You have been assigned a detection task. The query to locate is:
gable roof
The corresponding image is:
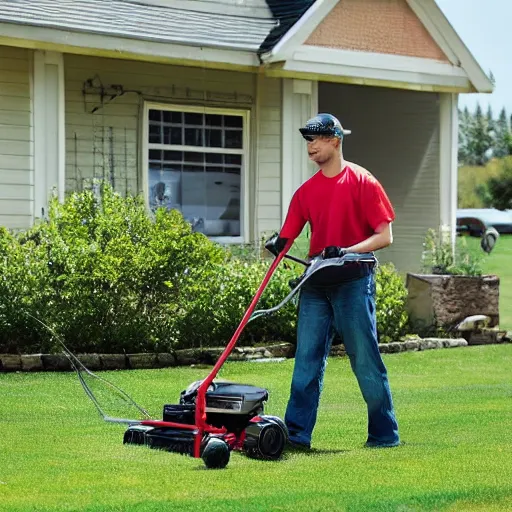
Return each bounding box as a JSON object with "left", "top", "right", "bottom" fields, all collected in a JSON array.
[
  {"left": 0, "top": 0, "right": 278, "bottom": 52},
  {"left": 0, "top": 0, "right": 493, "bottom": 94},
  {"left": 258, "top": 0, "right": 315, "bottom": 55},
  {"left": 260, "top": 0, "right": 493, "bottom": 94}
]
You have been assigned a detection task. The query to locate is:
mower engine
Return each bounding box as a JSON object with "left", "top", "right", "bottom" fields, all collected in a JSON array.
[{"left": 123, "top": 379, "right": 288, "bottom": 468}]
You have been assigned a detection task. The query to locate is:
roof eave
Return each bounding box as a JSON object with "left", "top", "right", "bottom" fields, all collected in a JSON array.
[
  {"left": 0, "top": 22, "right": 261, "bottom": 71},
  {"left": 265, "top": 46, "right": 477, "bottom": 93}
]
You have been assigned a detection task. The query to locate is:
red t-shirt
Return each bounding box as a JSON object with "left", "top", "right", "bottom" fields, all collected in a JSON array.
[{"left": 279, "top": 163, "right": 395, "bottom": 257}]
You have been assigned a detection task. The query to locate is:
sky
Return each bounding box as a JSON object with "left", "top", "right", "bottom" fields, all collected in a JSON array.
[{"left": 436, "top": 0, "right": 512, "bottom": 116}]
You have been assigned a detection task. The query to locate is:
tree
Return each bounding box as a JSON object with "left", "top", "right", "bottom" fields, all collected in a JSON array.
[
  {"left": 494, "top": 108, "right": 511, "bottom": 158},
  {"left": 466, "top": 103, "right": 493, "bottom": 166},
  {"left": 489, "top": 70, "right": 496, "bottom": 88},
  {"left": 458, "top": 107, "right": 472, "bottom": 164},
  {"left": 485, "top": 158, "right": 512, "bottom": 210}
]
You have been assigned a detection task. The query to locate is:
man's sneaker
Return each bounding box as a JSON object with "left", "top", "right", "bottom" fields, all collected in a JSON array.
[
  {"left": 287, "top": 440, "right": 311, "bottom": 452},
  {"left": 364, "top": 439, "right": 401, "bottom": 449}
]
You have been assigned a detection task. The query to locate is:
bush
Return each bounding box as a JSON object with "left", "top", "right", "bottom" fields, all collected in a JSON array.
[
  {"left": 0, "top": 226, "right": 52, "bottom": 353},
  {"left": 0, "top": 185, "right": 412, "bottom": 353},
  {"left": 477, "top": 157, "right": 512, "bottom": 210},
  {"left": 172, "top": 256, "right": 300, "bottom": 348},
  {"left": 0, "top": 184, "right": 224, "bottom": 354},
  {"left": 375, "top": 263, "right": 410, "bottom": 343},
  {"left": 174, "top": 255, "right": 410, "bottom": 347}
]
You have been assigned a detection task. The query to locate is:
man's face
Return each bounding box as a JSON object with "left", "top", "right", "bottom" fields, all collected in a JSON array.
[{"left": 304, "top": 135, "right": 340, "bottom": 165}]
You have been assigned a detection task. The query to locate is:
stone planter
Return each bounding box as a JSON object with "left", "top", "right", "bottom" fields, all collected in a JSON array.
[{"left": 406, "top": 273, "right": 500, "bottom": 336}]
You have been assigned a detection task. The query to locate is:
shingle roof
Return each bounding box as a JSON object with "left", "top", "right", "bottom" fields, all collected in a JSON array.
[
  {"left": 0, "top": 0, "right": 279, "bottom": 52},
  {"left": 259, "top": 0, "right": 315, "bottom": 54}
]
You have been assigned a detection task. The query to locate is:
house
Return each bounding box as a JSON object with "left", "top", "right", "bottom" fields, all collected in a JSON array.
[{"left": 0, "top": 0, "right": 493, "bottom": 272}]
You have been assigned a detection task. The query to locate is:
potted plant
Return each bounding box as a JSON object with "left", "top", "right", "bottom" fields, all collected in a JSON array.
[{"left": 406, "top": 228, "right": 500, "bottom": 340}]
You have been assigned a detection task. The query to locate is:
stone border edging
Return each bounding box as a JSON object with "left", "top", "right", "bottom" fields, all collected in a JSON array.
[{"left": 0, "top": 337, "right": 492, "bottom": 373}]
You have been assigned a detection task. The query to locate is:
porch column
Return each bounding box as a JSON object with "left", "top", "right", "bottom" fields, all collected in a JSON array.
[
  {"left": 439, "top": 93, "right": 458, "bottom": 247},
  {"left": 33, "top": 51, "right": 65, "bottom": 219},
  {"left": 281, "top": 78, "right": 318, "bottom": 223}
]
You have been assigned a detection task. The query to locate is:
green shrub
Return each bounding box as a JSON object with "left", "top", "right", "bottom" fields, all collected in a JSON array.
[
  {"left": 174, "top": 254, "right": 409, "bottom": 347},
  {"left": 172, "top": 256, "right": 300, "bottom": 348},
  {"left": 375, "top": 263, "right": 410, "bottom": 343},
  {"left": 0, "top": 185, "right": 412, "bottom": 353},
  {"left": 0, "top": 226, "right": 52, "bottom": 353},
  {"left": 476, "top": 157, "right": 512, "bottom": 210},
  {"left": 0, "top": 184, "right": 225, "bottom": 354}
]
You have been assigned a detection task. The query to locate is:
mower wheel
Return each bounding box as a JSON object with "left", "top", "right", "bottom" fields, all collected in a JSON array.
[
  {"left": 201, "top": 437, "right": 230, "bottom": 469},
  {"left": 243, "top": 416, "right": 288, "bottom": 461},
  {"left": 123, "top": 425, "right": 153, "bottom": 445}
]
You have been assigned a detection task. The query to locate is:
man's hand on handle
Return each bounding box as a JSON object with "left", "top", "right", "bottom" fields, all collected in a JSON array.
[{"left": 264, "top": 233, "right": 288, "bottom": 257}]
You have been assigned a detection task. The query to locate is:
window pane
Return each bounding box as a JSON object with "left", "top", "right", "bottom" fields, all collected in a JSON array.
[
  {"left": 225, "top": 130, "right": 243, "bottom": 149},
  {"left": 185, "top": 112, "right": 203, "bottom": 125},
  {"left": 205, "top": 114, "right": 222, "bottom": 127},
  {"left": 205, "top": 129, "right": 222, "bottom": 148},
  {"left": 224, "top": 116, "right": 243, "bottom": 128},
  {"left": 149, "top": 149, "right": 162, "bottom": 162},
  {"left": 205, "top": 153, "right": 223, "bottom": 164},
  {"left": 163, "top": 111, "right": 172, "bottom": 123},
  {"left": 184, "top": 152, "right": 204, "bottom": 163},
  {"left": 163, "top": 126, "right": 182, "bottom": 145},
  {"left": 207, "top": 166, "right": 224, "bottom": 173},
  {"left": 185, "top": 127, "right": 203, "bottom": 146},
  {"left": 224, "top": 167, "right": 241, "bottom": 175},
  {"left": 169, "top": 151, "right": 183, "bottom": 161},
  {"left": 149, "top": 124, "right": 161, "bottom": 144},
  {"left": 183, "top": 164, "right": 205, "bottom": 172},
  {"left": 206, "top": 172, "right": 240, "bottom": 236},
  {"left": 148, "top": 166, "right": 182, "bottom": 212},
  {"left": 170, "top": 111, "right": 182, "bottom": 123},
  {"left": 162, "top": 150, "right": 182, "bottom": 162},
  {"left": 224, "top": 154, "right": 242, "bottom": 166},
  {"left": 149, "top": 109, "right": 161, "bottom": 122},
  {"left": 182, "top": 171, "right": 207, "bottom": 228}
]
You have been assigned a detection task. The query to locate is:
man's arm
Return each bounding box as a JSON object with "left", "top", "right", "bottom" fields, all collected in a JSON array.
[{"left": 346, "top": 222, "right": 393, "bottom": 253}]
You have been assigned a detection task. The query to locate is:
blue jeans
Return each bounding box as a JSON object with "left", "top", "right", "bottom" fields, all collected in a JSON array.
[{"left": 284, "top": 272, "right": 400, "bottom": 447}]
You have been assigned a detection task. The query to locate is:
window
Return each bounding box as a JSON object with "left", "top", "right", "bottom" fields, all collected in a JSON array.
[{"left": 145, "top": 103, "right": 248, "bottom": 240}]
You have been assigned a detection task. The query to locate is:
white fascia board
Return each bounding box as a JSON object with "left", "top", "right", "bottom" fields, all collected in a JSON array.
[
  {"left": 278, "top": 46, "right": 471, "bottom": 91},
  {"left": 405, "top": 0, "right": 459, "bottom": 66},
  {"left": 439, "top": 93, "right": 458, "bottom": 244},
  {"left": 260, "top": 0, "right": 339, "bottom": 63},
  {"left": 0, "top": 22, "right": 259, "bottom": 70},
  {"left": 407, "top": 0, "right": 494, "bottom": 93}
]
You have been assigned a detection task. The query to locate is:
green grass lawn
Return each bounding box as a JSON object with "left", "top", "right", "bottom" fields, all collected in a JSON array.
[
  {"left": 1, "top": 345, "right": 512, "bottom": 512},
  {"left": 463, "top": 234, "right": 512, "bottom": 331}
]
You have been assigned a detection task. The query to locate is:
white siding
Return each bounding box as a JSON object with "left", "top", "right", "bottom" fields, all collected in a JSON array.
[
  {"left": 0, "top": 46, "right": 32, "bottom": 229},
  {"left": 319, "top": 83, "right": 440, "bottom": 273},
  {"left": 256, "top": 76, "right": 282, "bottom": 236},
  {"left": 64, "top": 54, "right": 281, "bottom": 242}
]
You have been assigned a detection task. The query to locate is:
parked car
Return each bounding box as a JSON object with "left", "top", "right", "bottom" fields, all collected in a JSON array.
[{"left": 456, "top": 208, "right": 512, "bottom": 237}]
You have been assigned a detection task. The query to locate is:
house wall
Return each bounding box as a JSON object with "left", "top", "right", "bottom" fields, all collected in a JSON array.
[
  {"left": 0, "top": 46, "right": 33, "bottom": 229},
  {"left": 306, "top": 0, "right": 450, "bottom": 63},
  {"left": 319, "top": 82, "right": 440, "bottom": 273},
  {"left": 63, "top": 54, "right": 280, "bottom": 242}
]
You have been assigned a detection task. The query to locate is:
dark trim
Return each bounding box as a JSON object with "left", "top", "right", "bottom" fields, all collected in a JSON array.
[{"left": 259, "top": 0, "right": 316, "bottom": 56}]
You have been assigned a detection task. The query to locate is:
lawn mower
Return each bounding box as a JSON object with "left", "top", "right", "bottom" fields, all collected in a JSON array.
[
  {"left": 31, "top": 246, "right": 376, "bottom": 470},
  {"left": 122, "top": 246, "right": 377, "bottom": 469}
]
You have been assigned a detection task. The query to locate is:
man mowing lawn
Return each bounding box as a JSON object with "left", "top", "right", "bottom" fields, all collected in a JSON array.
[{"left": 265, "top": 113, "right": 400, "bottom": 450}]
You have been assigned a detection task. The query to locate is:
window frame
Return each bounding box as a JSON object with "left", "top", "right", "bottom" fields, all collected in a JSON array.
[{"left": 142, "top": 101, "right": 250, "bottom": 244}]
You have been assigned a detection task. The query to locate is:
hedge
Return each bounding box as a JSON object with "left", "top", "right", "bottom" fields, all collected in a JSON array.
[{"left": 0, "top": 185, "right": 410, "bottom": 354}]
